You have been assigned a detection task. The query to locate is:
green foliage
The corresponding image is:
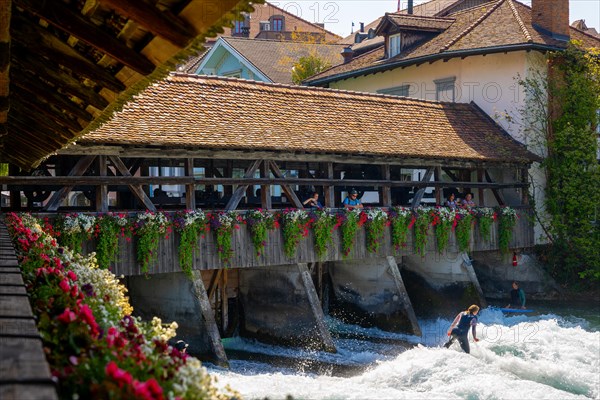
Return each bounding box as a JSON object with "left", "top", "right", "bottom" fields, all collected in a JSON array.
[
  {"left": 281, "top": 210, "right": 309, "bottom": 258},
  {"left": 210, "top": 212, "right": 239, "bottom": 267},
  {"left": 134, "top": 212, "right": 170, "bottom": 274},
  {"left": 455, "top": 211, "right": 474, "bottom": 252},
  {"left": 432, "top": 208, "right": 454, "bottom": 254},
  {"left": 414, "top": 208, "right": 433, "bottom": 257},
  {"left": 0, "top": 163, "right": 8, "bottom": 176},
  {"left": 310, "top": 210, "right": 337, "bottom": 260},
  {"left": 95, "top": 214, "right": 129, "bottom": 270},
  {"left": 498, "top": 207, "right": 518, "bottom": 254},
  {"left": 291, "top": 54, "right": 331, "bottom": 84},
  {"left": 245, "top": 209, "right": 276, "bottom": 258},
  {"left": 390, "top": 207, "right": 414, "bottom": 252},
  {"left": 173, "top": 210, "right": 207, "bottom": 279},
  {"left": 365, "top": 209, "right": 388, "bottom": 253},
  {"left": 341, "top": 209, "right": 362, "bottom": 257},
  {"left": 475, "top": 208, "right": 495, "bottom": 242}
]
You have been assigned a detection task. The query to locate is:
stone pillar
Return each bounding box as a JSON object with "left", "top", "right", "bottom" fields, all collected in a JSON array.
[
  {"left": 238, "top": 264, "right": 336, "bottom": 352},
  {"left": 126, "top": 271, "right": 228, "bottom": 367},
  {"left": 329, "top": 257, "right": 421, "bottom": 336}
]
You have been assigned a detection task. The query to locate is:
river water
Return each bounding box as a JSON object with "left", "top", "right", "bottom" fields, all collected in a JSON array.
[{"left": 207, "top": 304, "right": 600, "bottom": 399}]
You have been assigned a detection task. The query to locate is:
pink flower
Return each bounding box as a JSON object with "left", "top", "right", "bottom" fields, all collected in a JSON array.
[
  {"left": 133, "top": 378, "right": 164, "bottom": 400},
  {"left": 57, "top": 308, "right": 77, "bottom": 324},
  {"left": 105, "top": 361, "right": 133, "bottom": 387},
  {"left": 59, "top": 279, "right": 70, "bottom": 293},
  {"left": 79, "top": 304, "right": 100, "bottom": 337},
  {"left": 67, "top": 271, "right": 77, "bottom": 281}
]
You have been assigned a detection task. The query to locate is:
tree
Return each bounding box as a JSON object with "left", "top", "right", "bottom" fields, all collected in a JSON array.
[{"left": 291, "top": 54, "right": 331, "bottom": 85}]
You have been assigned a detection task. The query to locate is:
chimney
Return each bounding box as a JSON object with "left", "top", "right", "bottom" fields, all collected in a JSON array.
[
  {"left": 408, "top": 0, "right": 413, "bottom": 15},
  {"left": 531, "top": 0, "right": 569, "bottom": 41},
  {"left": 360, "top": 22, "right": 365, "bottom": 32},
  {"left": 341, "top": 47, "right": 354, "bottom": 64}
]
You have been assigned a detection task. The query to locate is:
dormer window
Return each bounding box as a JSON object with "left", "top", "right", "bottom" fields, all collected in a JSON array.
[
  {"left": 389, "top": 33, "right": 401, "bottom": 58},
  {"left": 270, "top": 15, "right": 284, "bottom": 31}
]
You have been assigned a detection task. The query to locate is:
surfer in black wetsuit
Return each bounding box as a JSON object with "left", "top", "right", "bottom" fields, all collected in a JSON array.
[
  {"left": 444, "top": 304, "right": 480, "bottom": 353},
  {"left": 506, "top": 281, "right": 526, "bottom": 309}
]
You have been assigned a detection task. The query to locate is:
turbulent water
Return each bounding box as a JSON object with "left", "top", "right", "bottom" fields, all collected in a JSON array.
[{"left": 207, "top": 307, "right": 600, "bottom": 400}]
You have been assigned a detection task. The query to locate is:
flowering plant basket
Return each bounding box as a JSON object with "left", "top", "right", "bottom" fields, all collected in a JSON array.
[
  {"left": 244, "top": 209, "right": 277, "bottom": 258},
  {"left": 455, "top": 209, "right": 474, "bottom": 252},
  {"left": 339, "top": 208, "right": 365, "bottom": 258},
  {"left": 280, "top": 209, "right": 309, "bottom": 258},
  {"left": 365, "top": 208, "right": 389, "bottom": 253},
  {"left": 173, "top": 210, "right": 208, "bottom": 278},
  {"left": 475, "top": 207, "right": 496, "bottom": 242},
  {"left": 498, "top": 206, "right": 518, "bottom": 253},
  {"left": 389, "top": 207, "right": 415, "bottom": 252},
  {"left": 209, "top": 211, "right": 240, "bottom": 266},
  {"left": 432, "top": 207, "right": 455, "bottom": 254},
  {"left": 58, "top": 213, "right": 97, "bottom": 254},
  {"left": 414, "top": 207, "right": 434, "bottom": 257},
  {"left": 134, "top": 211, "right": 171, "bottom": 274},
  {"left": 309, "top": 209, "right": 337, "bottom": 260},
  {"left": 95, "top": 213, "right": 130, "bottom": 270}
]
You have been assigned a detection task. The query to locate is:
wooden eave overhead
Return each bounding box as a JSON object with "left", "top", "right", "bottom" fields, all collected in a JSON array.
[{"left": 0, "top": 0, "right": 261, "bottom": 170}]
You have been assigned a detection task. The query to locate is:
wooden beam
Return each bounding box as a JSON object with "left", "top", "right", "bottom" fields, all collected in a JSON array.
[
  {"left": 12, "top": 70, "right": 93, "bottom": 121},
  {"left": 185, "top": 158, "right": 196, "bottom": 209},
  {"left": 382, "top": 164, "right": 391, "bottom": 207},
  {"left": 207, "top": 269, "right": 222, "bottom": 301},
  {"left": 108, "top": 155, "right": 156, "bottom": 211},
  {"left": 268, "top": 160, "right": 304, "bottom": 208},
  {"left": 411, "top": 167, "right": 434, "bottom": 209},
  {"left": 12, "top": 94, "right": 83, "bottom": 132},
  {"left": 44, "top": 155, "right": 97, "bottom": 211},
  {"left": 225, "top": 159, "right": 262, "bottom": 211},
  {"left": 13, "top": 47, "right": 109, "bottom": 110},
  {"left": 434, "top": 166, "right": 442, "bottom": 205},
  {"left": 97, "top": 0, "right": 196, "bottom": 48},
  {"left": 8, "top": 111, "right": 73, "bottom": 148},
  {"left": 12, "top": 15, "right": 126, "bottom": 92},
  {"left": 442, "top": 168, "right": 459, "bottom": 182},
  {"left": 0, "top": 175, "right": 530, "bottom": 190},
  {"left": 323, "top": 162, "right": 334, "bottom": 208},
  {"left": 58, "top": 145, "right": 532, "bottom": 169},
  {"left": 477, "top": 169, "right": 485, "bottom": 206},
  {"left": 484, "top": 170, "right": 506, "bottom": 206},
  {"left": 96, "top": 155, "right": 108, "bottom": 212},
  {"left": 260, "top": 160, "right": 271, "bottom": 210},
  {"left": 0, "top": 0, "right": 10, "bottom": 125},
  {"left": 14, "top": 0, "right": 156, "bottom": 75}
]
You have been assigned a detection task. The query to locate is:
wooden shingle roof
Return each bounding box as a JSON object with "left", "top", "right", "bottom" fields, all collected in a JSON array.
[
  {"left": 77, "top": 74, "right": 536, "bottom": 164},
  {"left": 307, "top": 0, "right": 600, "bottom": 85}
]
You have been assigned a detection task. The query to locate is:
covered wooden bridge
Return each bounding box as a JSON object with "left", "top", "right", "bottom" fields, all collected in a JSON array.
[{"left": 2, "top": 74, "right": 537, "bottom": 213}]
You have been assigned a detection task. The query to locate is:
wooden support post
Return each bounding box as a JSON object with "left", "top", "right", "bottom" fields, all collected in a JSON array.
[
  {"left": 207, "top": 269, "right": 222, "bottom": 300},
  {"left": 324, "top": 162, "right": 335, "bottom": 208},
  {"left": 96, "top": 155, "right": 108, "bottom": 212},
  {"left": 224, "top": 160, "right": 233, "bottom": 196},
  {"left": 108, "top": 155, "right": 156, "bottom": 211},
  {"left": 8, "top": 164, "right": 21, "bottom": 210},
  {"left": 434, "top": 166, "right": 442, "bottom": 206},
  {"left": 386, "top": 256, "right": 422, "bottom": 336},
  {"left": 477, "top": 169, "right": 485, "bottom": 206},
  {"left": 44, "top": 155, "right": 97, "bottom": 211},
  {"left": 185, "top": 158, "right": 196, "bottom": 210},
  {"left": 484, "top": 170, "right": 506, "bottom": 206},
  {"left": 411, "top": 167, "right": 434, "bottom": 209},
  {"left": 260, "top": 160, "right": 272, "bottom": 210},
  {"left": 382, "top": 164, "right": 391, "bottom": 207},
  {"left": 520, "top": 168, "right": 529, "bottom": 205},
  {"left": 268, "top": 161, "right": 303, "bottom": 208},
  {"left": 460, "top": 253, "right": 488, "bottom": 308},
  {"left": 225, "top": 159, "right": 262, "bottom": 211},
  {"left": 221, "top": 270, "right": 228, "bottom": 333}
]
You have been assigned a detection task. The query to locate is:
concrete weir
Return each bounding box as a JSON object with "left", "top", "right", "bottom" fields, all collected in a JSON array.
[
  {"left": 238, "top": 264, "right": 336, "bottom": 352},
  {"left": 329, "top": 256, "right": 421, "bottom": 336},
  {"left": 402, "top": 252, "right": 487, "bottom": 315},
  {"left": 126, "top": 271, "right": 229, "bottom": 367}
]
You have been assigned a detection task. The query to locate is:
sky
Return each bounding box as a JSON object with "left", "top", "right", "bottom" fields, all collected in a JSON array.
[{"left": 269, "top": 0, "right": 600, "bottom": 38}]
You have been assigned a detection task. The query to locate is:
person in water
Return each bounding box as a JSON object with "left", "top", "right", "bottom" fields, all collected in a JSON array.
[
  {"left": 444, "top": 304, "right": 480, "bottom": 353},
  {"left": 506, "top": 281, "right": 526, "bottom": 309}
]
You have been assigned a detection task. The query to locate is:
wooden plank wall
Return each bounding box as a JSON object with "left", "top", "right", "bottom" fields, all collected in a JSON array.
[
  {"left": 0, "top": 223, "right": 58, "bottom": 400},
  {"left": 108, "top": 208, "right": 534, "bottom": 276}
]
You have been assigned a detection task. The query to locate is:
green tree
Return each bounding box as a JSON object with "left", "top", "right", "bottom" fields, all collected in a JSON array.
[
  {"left": 291, "top": 54, "right": 331, "bottom": 84},
  {"left": 516, "top": 42, "right": 600, "bottom": 281}
]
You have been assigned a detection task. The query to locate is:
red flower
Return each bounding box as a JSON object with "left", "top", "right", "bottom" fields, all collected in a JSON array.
[
  {"left": 105, "top": 361, "right": 133, "bottom": 388},
  {"left": 57, "top": 308, "right": 77, "bottom": 324},
  {"left": 67, "top": 271, "right": 77, "bottom": 281},
  {"left": 59, "top": 279, "right": 71, "bottom": 293}
]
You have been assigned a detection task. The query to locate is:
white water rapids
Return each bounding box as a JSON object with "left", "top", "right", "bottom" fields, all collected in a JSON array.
[{"left": 208, "top": 308, "right": 600, "bottom": 399}]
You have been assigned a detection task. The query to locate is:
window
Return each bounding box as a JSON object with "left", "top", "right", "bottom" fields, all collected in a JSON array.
[
  {"left": 271, "top": 16, "right": 284, "bottom": 31},
  {"left": 435, "top": 77, "right": 456, "bottom": 102},
  {"left": 233, "top": 20, "right": 245, "bottom": 34},
  {"left": 377, "top": 84, "right": 410, "bottom": 97},
  {"left": 388, "top": 33, "right": 401, "bottom": 58}
]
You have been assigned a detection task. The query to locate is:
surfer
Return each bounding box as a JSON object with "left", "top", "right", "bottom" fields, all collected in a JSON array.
[
  {"left": 444, "top": 304, "right": 480, "bottom": 353},
  {"left": 506, "top": 281, "right": 526, "bottom": 309}
]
